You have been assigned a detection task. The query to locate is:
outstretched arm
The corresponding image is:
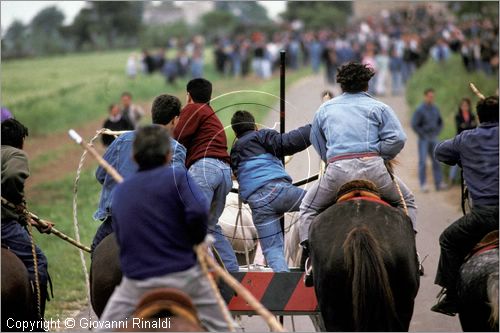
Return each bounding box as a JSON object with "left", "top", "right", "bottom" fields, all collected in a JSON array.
[
  {"left": 258, "top": 124, "right": 312, "bottom": 158},
  {"left": 434, "top": 137, "right": 460, "bottom": 166}
]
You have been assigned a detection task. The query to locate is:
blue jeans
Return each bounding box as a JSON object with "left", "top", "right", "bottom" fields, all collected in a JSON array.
[
  {"left": 189, "top": 158, "right": 239, "bottom": 272},
  {"left": 2, "top": 220, "right": 49, "bottom": 317},
  {"left": 417, "top": 137, "right": 443, "bottom": 188},
  {"left": 247, "top": 180, "right": 306, "bottom": 272}
]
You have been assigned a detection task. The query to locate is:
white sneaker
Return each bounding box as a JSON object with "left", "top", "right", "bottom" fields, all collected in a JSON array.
[{"left": 420, "top": 184, "right": 429, "bottom": 193}]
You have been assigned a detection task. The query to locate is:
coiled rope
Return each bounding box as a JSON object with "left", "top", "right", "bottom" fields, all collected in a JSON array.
[{"left": 27, "top": 222, "right": 41, "bottom": 318}]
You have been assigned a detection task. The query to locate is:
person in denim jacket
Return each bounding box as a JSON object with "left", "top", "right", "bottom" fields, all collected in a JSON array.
[
  {"left": 298, "top": 62, "right": 417, "bottom": 263},
  {"left": 230, "top": 110, "right": 311, "bottom": 271},
  {"left": 92, "top": 94, "right": 186, "bottom": 254}
]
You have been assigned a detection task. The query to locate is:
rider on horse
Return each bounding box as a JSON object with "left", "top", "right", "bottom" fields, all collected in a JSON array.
[
  {"left": 298, "top": 62, "right": 417, "bottom": 269},
  {"left": 97, "top": 125, "right": 235, "bottom": 331},
  {"left": 92, "top": 94, "right": 186, "bottom": 255},
  {"left": 1, "top": 118, "right": 52, "bottom": 319},
  {"left": 432, "top": 95, "right": 499, "bottom": 316}
]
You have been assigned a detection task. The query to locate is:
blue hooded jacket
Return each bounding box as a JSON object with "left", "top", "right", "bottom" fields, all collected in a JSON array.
[{"left": 230, "top": 125, "right": 311, "bottom": 201}]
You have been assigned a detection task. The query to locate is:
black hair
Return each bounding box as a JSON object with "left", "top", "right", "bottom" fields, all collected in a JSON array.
[
  {"left": 424, "top": 88, "right": 435, "bottom": 95},
  {"left": 133, "top": 125, "right": 171, "bottom": 170},
  {"left": 151, "top": 94, "right": 181, "bottom": 125},
  {"left": 121, "top": 91, "right": 132, "bottom": 98},
  {"left": 476, "top": 96, "right": 499, "bottom": 123},
  {"left": 187, "top": 78, "right": 212, "bottom": 103},
  {"left": 1, "top": 118, "right": 28, "bottom": 149},
  {"left": 231, "top": 110, "right": 256, "bottom": 138},
  {"left": 336, "top": 62, "right": 374, "bottom": 93}
]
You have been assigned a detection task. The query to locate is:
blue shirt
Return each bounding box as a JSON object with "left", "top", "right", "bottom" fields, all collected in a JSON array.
[
  {"left": 112, "top": 165, "right": 208, "bottom": 279},
  {"left": 231, "top": 125, "right": 311, "bottom": 201},
  {"left": 93, "top": 131, "right": 186, "bottom": 221},
  {"left": 434, "top": 122, "right": 499, "bottom": 206},
  {"left": 411, "top": 102, "right": 443, "bottom": 139},
  {"left": 310, "top": 92, "right": 406, "bottom": 162}
]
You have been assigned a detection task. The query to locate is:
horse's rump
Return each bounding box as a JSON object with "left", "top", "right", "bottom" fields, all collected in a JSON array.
[{"left": 310, "top": 198, "right": 419, "bottom": 331}]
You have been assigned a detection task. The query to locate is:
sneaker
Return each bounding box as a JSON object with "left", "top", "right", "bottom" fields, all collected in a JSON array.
[
  {"left": 420, "top": 184, "right": 429, "bottom": 193},
  {"left": 431, "top": 289, "right": 458, "bottom": 316}
]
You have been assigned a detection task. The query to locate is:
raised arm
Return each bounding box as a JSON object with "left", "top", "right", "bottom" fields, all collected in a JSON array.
[{"left": 173, "top": 105, "right": 202, "bottom": 147}]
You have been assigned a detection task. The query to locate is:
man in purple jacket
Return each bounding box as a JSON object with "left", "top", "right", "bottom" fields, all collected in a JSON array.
[{"left": 98, "top": 125, "right": 235, "bottom": 331}]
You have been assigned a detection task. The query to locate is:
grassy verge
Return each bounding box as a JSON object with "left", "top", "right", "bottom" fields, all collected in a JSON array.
[
  {"left": 20, "top": 52, "right": 310, "bottom": 318},
  {"left": 406, "top": 54, "right": 498, "bottom": 140}
]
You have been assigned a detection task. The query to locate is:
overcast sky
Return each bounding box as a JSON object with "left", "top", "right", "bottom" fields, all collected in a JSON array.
[{"left": 1, "top": 1, "right": 286, "bottom": 30}]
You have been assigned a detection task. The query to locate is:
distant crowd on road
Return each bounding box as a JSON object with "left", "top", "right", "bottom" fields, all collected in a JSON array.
[{"left": 124, "top": 5, "right": 498, "bottom": 97}]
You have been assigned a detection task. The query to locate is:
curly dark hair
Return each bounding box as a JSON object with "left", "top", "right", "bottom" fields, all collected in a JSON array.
[{"left": 336, "top": 62, "right": 375, "bottom": 93}]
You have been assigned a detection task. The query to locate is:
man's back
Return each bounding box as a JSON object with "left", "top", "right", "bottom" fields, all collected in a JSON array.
[
  {"left": 174, "top": 103, "right": 230, "bottom": 168},
  {"left": 1, "top": 145, "right": 29, "bottom": 222},
  {"left": 112, "top": 166, "right": 208, "bottom": 279}
]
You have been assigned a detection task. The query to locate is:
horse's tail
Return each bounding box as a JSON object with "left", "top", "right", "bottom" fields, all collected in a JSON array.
[
  {"left": 343, "top": 226, "right": 398, "bottom": 331},
  {"left": 487, "top": 272, "right": 499, "bottom": 328}
]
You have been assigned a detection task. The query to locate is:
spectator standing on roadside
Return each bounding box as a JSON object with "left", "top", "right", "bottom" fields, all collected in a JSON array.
[
  {"left": 120, "top": 92, "right": 144, "bottom": 129},
  {"left": 101, "top": 104, "right": 134, "bottom": 147},
  {"left": 411, "top": 88, "right": 446, "bottom": 192}
]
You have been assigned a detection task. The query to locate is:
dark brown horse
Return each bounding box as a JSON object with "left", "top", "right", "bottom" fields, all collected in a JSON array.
[
  {"left": 90, "top": 233, "right": 122, "bottom": 318},
  {"left": 309, "top": 180, "right": 420, "bottom": 331},
  {"left": 1, "top": 248, "right": 37, "bottom": 331}
]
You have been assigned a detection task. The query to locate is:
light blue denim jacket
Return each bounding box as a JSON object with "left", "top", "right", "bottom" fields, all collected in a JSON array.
[
  {"left": 310, "top": 92, "right": 407, "bottom": 162},
  {"left": 93, "top": 131, "right": 186, "bottom": 221}
]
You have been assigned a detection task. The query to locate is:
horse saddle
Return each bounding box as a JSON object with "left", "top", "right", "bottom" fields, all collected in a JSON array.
[
  {"left": 465, "top": 230, "right": 499, "bottom": 262},
  {"left": 336, "top": 187, "right": 391, "bottom": 207},
  {"left": 132, "top": 288, "right": 201, "bottom": 327}
]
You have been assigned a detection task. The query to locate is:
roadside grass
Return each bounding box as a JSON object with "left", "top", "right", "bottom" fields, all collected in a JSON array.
[
  {"left": 406, "top": 54, "right": 498, "bottom": 140},
  {"left": 14, "top": 50, "right": 312, "bottom": 319}
]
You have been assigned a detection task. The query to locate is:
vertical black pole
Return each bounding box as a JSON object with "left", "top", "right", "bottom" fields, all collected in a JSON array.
[{"left": 279, "top": 50, "right": 286, "bottom": 236}]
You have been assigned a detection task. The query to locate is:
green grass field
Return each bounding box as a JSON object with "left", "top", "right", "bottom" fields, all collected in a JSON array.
[
  {"left": 4, "top": 49, "right": 311, "bottom": 319},
  {"left": 406, "top": 54, "right": 498, "bottom": 140}
]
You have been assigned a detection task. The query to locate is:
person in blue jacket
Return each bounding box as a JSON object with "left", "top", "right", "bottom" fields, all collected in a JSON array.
[
  {"left": 230, "top": 110, "right": 311, "bottom": 272},
  {"left": 431, "top": 95, "right": 499, "bottom": 316},
  {"left": 91, "top": 94, "right": 186, "bottom": 255}
]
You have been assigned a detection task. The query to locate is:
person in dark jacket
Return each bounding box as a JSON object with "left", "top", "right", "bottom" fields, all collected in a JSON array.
[
  {"left": 101, "top": 104, "right": 134, "bottom": 147},
  {"left": 448, "top": 98, "right": 478, "bottom": 183},
  {"left": 97, "top": 125, "right": 235, "bottom": 331},
  {"left": 230, "top": 110, "right": 311, "bottom": 271},
  {"left": 1, "top": 119, "right": 52, "bottom": 319},
  {"left": 174, "top": 78, "right": 239, "bottom": 272},
  {"left": 411, "top": 88, "right": 446, "bottom": 192},
  {"left": 431, "top": 95, "right": 499, "bottom": 316}
]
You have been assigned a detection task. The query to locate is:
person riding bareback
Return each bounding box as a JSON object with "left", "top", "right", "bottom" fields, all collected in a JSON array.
[
  {"left": 431, "top": 95, "right": 499, "bottom": 316},
  {"left": 1, "top": 118, "right": 53, "bottom": 319},
  {"left": 298, "top": 62, "right": 417, "bottom": 265}
]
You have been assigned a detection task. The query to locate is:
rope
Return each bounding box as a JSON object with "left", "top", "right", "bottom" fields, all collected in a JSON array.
[
  {"left": 72, "top": 128, "right": 106, "bottom": 322},
  {"left": 197, "top": 242, "right": 286, "bottom": 332},
  {"left": 27, "top": 223, "right": 41, "bottom": 318},
  {"left": 195, "top": 244, "right": 235, "bottom": 332},
  {"left": 393, "top": 178, "right": 409, "bottom": 216}
]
